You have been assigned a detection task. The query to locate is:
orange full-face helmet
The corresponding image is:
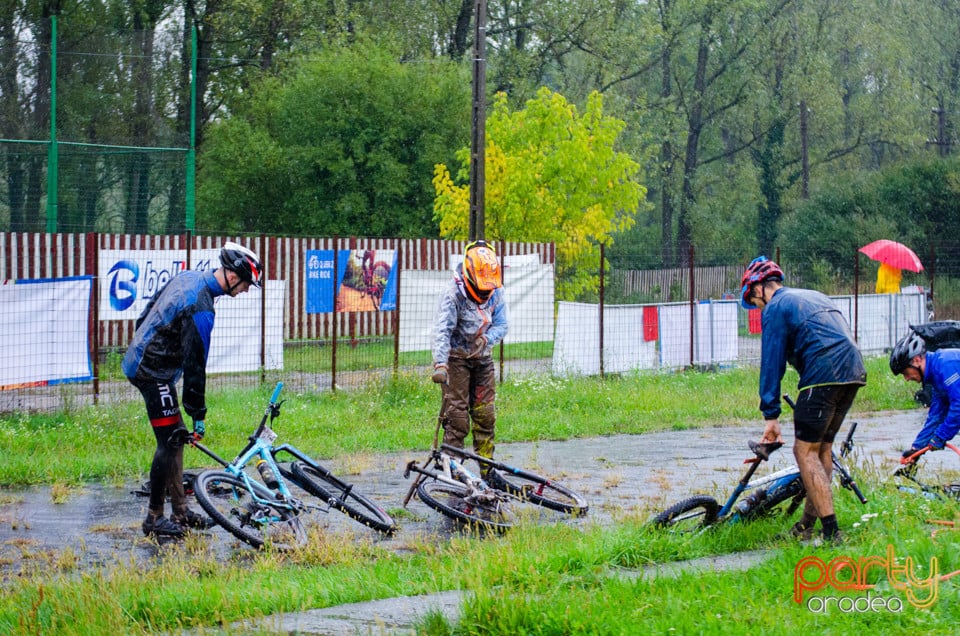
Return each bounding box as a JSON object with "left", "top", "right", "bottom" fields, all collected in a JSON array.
[{"left": 463, "top": 240, "right": 502, "bottom": 303}]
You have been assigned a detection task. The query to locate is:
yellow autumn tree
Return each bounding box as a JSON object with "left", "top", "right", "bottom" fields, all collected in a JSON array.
[{"left": 433, "top": 87, "right": 646, "bottom": 299}]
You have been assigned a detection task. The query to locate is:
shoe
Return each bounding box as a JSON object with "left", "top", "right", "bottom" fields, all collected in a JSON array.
[
  {"left": 789, "top": 521, "right": 816, "bottom": 541},
  {"left": 822, "top": 530, "right": 844, "bottom": 546},
  {"left": 142, "top": 515, "right": 186, "bottom": 537},
  {"left": 172, "top": 508, "right": 215, "bottom": 530},
  {"left": 800, "top": 530, "right": 844, "bottom": 548}
]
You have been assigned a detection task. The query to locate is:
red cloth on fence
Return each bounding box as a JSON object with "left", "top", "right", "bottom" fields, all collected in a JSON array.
[
  {"left": 748, "top": 308, "right": 762, "bottom": 334},
  {"left": 643, "top": 305, "right": 658, "bottom": 341}
]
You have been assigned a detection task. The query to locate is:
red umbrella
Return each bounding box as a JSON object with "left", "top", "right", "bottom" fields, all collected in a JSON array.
[{"left": 859, "top": 239, "right": 924, "bottom": 273}]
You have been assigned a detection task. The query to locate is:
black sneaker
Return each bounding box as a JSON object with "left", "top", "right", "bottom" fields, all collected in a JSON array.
[
  {"left": 142, "top": 515, "right": 186, "bottom": 537},
  {"left": 789, "top": 521, "right": 816, "bottom": 541},
  {"left": 172, "top": 509, "right": 215, "bottom": 530}
]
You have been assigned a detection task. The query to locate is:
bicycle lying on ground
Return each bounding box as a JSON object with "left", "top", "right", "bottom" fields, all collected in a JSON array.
[
  {"left": 651, "top": 396, "right": 867, "bottom": 531},
  {"left": 403, "top": 441, "right": 589, "bottom": 532},
  {"left": 895, "top": 443, "right": 960, "bottom": 501},
  {"left": 188, "top": 382, "right": 396, "bottom": 549}
]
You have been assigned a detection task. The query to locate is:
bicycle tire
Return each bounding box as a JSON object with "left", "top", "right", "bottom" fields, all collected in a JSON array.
[
  {"left": 485, "top": 467, "right": 589, "bottom": 516},
  {"left": 193, "top": 470, "right": 307, "bottom": 550},
  {"left": 288, "top": 461, "right": 397, "bottom": 534},
  {"left": 651, "top": 495, "right": 720, "bottom": 530},
  {"left": 416, "top": 480, "right": 517, "bottom": 532}
]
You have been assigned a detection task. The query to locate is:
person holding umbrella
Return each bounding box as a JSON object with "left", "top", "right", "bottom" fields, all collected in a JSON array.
[
  {"left": 859, "top": 239, "right": 924, "bottom": 294},
  {"left": 876, "top": 262, "right": 902, "bottom": 294}
]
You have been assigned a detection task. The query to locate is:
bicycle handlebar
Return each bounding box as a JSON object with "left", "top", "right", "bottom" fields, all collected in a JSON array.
[
  {"left": 271, "top": 382, "right": 284, "bottom": 404},
  {"left": 900, "top": 442, "right": 960, "bottom": 465}
]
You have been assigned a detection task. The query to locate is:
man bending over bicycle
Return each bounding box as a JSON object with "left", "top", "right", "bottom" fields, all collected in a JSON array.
[
  {"left": 890, "top": 331, "right": 960, "bottom": 458},
  {"left": 431, "top": 240, "right": 508, "bottom": 474},
  {"left": 123, "top": 242, "right": 263, "bottom": 538},
  {"left": 741, "top": 256, "right": 866, "bottom": 544}
]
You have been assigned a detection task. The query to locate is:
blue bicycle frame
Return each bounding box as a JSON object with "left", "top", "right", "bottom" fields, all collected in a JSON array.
[{"left": 192, "top": 382, "right": 305, "bottom": 517}]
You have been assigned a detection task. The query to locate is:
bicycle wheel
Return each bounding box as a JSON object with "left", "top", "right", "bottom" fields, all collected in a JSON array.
[
  {"left": 651, "top": 495, "right": 720, "bottom": 530},
  {"left": 416, "top": 480, "right": 520, "bottom": 532},
  {"left": 288, "top": 461, "right": 397, "bottom": 534},
  {"left": 193, "top": 470, "right": 307, "bottom": 550},
  {"left": 486, "top": 467, "right": 589, "bottom": 516}
]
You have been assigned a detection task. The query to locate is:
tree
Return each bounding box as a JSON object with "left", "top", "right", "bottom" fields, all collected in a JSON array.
[
  {"left": 197, "top": 43, "right": 470, "bottom": 236},
  {"left": 433, "top": 87, "right": 646, "bottom": 299}
]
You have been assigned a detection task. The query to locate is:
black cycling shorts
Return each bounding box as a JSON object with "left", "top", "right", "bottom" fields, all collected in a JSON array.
[
  {"left": 131, "top": 378, "right": 184, "bottom": 429},
  {"left": 792, "top": 384, "right": 860, "bottom": 444}
]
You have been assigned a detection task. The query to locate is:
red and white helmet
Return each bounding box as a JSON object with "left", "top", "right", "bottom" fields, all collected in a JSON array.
[
  {"left": 740, "top": 256, "right": 783, "bottom": 309},
  {"left": 220, "top": 242, "right": 263, "bottom": 288}
]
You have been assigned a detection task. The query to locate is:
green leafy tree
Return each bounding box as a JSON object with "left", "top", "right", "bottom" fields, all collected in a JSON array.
[
  {"left": 197, "top": 43, "right": 470, "bottom": 236},
  {"left": 433, "top": 87, "right": 646, "bottom": 300}
]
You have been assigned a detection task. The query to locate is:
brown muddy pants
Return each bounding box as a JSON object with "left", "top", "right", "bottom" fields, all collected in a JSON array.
[{"left": 439, "top": 355, "right": 497, "bottom": 460}]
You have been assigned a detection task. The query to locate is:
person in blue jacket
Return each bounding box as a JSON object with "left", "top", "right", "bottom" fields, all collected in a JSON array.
[
  {"left": 740, "top": 256, "right": 867, "bottom": 543},
  {"left": 124, "top": 242, "right": 263, "bottom": 537},
  {"left": 431, "top": 240, "right": 508, "bottom": 470},
  {"left": 890, "top": 331, "right": 960, "bottom": 455}
]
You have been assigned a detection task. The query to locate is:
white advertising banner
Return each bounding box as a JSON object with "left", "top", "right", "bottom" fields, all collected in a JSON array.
[
  {"left": 658, "top": 300, "right": 738, "bottom": 368},
  {"left": 853, "top": 292, "right": 926, "bottom": 354},
  {"left": 207, "top": 279, "right": 285, "bottom": 373},
  {"left": 1, "top": 277, "right": 94, "bottom": 389},
  {"left": 398, "top": 255, "right": 554, "bottom": 353},
  {"left": 552, "top": 301, "right": 657, "bottom": 375},
  {"left": 98, "top": 249, "right": 284, "bottom": 372},
  {"left": 99, "top": 248, "right": 219, "bottom": 321}
]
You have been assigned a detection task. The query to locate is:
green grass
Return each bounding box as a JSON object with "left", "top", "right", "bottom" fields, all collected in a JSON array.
[{"left": 0, "top": 353, "right": 941, "bottom": 635}]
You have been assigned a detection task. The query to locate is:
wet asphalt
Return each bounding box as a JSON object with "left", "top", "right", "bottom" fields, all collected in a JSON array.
[{"left": 2, "top": 408, "right": 956, "bottom": 633}]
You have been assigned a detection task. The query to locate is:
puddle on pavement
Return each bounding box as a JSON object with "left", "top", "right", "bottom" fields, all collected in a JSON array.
[{"left": 0, "top": 409, "right": 941, "bottom": 581}]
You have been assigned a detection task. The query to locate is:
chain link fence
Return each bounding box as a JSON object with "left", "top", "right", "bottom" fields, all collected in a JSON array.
[{"left": 1, "top": 231, "right": 951, "bottom": 414}]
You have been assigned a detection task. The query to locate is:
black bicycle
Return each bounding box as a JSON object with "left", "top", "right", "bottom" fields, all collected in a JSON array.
[
  {"left": 189, "top": 382, "right": 396, "bottom": 549},
  {"left": 895, "top": 443, "right": 960, "bottom": 501},
  {"left": 403, "top": 443, "right": 589, "bottom": 532}
]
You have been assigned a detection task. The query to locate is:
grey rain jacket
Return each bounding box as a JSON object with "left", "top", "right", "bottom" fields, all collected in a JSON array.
[{"left": 432, "top": 265, "right": 508, "bottom": 366}]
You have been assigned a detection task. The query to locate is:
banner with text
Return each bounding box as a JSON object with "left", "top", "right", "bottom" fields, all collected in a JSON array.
[
  {"left": 305, "top": 249, "right": 397, "bottom": 313},
  {"left": 1, "top": 277, "right": 94, "bottom": 389}
]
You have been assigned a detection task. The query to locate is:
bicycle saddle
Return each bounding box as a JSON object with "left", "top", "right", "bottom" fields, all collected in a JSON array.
[{"left": 748, "top": 440, "right": 783, "bottom": 461}]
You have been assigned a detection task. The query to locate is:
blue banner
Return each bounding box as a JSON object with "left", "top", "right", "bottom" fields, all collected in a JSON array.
[{"left": 305, "top": 249, "right": 398, "bottom": 314}]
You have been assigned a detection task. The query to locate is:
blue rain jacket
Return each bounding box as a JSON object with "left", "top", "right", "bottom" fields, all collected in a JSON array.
[
  {"left": 912, "top": 349, "right": 960, "bottom": 448},
  {"left": 122, "top": 269, "right": 225, "bottom": 421},
  {"left": 759, "top": 287, "right": 866, "bottom": 420}
]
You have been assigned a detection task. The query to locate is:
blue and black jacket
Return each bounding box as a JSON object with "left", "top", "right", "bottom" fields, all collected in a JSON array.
[
  {"left": 913, "top": 349, "right": 960, "bottom": 448},
  {"left": 122, "top": 269, "right": 225, "bottom": 421},
  {"left": 759, "top": 286, "right": 867, "bottom": 420}
]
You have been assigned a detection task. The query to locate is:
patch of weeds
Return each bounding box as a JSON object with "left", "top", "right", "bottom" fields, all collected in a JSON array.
[
  {"left": 602, "top": 472, "right": 624, "bottom": 489},
  {"left": 335, "top": 451, "right": 377, "bottom": 476},
  {"left": 50, "top": 483, "right": 75, "bottom": 504},
  {"left": 416, "top": 608, "right": 455, "bottom": 636},
  {"left": 387, "top": 506, "right": 422, "bottom": 521}
]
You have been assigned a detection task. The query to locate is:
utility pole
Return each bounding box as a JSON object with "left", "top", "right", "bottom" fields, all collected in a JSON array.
[
  {"left": 927, "top": 106, "right": 951, "bottom": 157},
  {"left": 468, "top": 0, "right": 487, "bottom": 242}
]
